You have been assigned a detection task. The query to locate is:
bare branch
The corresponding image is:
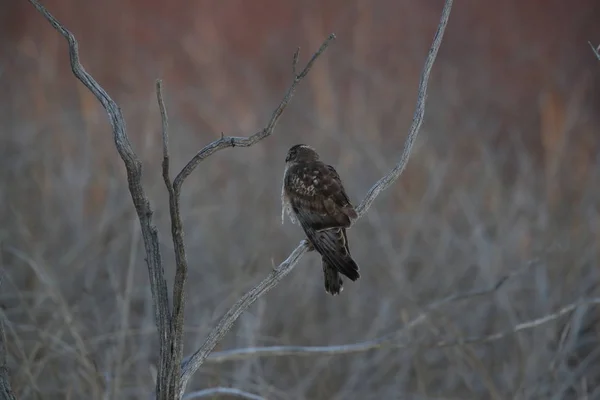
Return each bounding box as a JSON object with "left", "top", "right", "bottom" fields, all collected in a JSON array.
[
  {"left": 356, "top": 0, "right": 453, "bottom": 217},
  {"left": 156, "top": 79, "right": 185, "bottom": 393},
  {"left": 30, "top": 0, "right": 454, "bottom": 397},
  {"left": 180, "top": 245, "right": 309, "bottom": 390},
  {"left": 29, "top": 1, "right": 335, "bottom": 397},
  {"left": 178, "top": 1, "right": 454, "bottom": 395},
  {"left": 204, "top": 297, "right": 600, "bottom": 363},
  {"left": 183, "top": 387, "right": 265, "bottom": 400},
  {"left": 157, "top": 79, "right": 172, "bottom": 191},
  {"left": 204, "top": 269, "right": 514, "bottom": 363},
  {"left": 155, "top": 79, "right": 188, "bottom": 395},
  {"left": 172, "top": 34, "right": 336, "bottom": 194},
  {"left": 166, "top": 35, "right": 335, "bottom": 396},
  {"left": 589, "top": 41, "right": 600, "bottom": 61},
  {"left": 432, "top": 297, "right": 600, "bottom": 348},
  {"left": 425, "top": 259, "right": 536, "bottom": 308},
  {"left": 29, "top": 0, "right": 174, "bottom": 397}
]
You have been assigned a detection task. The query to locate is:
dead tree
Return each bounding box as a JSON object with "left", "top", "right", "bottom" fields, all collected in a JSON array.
[{"left": 1, "top": 1, "right": 453, "bottom": 399}]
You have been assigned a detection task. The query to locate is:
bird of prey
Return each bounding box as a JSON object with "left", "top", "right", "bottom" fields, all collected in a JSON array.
[{"left": 281, "top": 144, "right": 360, "bottom": 295}]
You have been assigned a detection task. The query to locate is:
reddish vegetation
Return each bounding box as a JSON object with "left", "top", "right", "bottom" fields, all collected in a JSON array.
[{"left": 2, "top": 1, "right": 600, "bottom": 398}]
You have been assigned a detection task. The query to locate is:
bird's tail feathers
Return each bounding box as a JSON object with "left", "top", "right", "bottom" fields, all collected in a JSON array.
[
  {"left": 328, "top": 253, "right": 360, "bottom": 282},
  {"left": 322, "top": 262, "right": 344, "bottom": 295},
  {"left": 300, "top": 222, "right": 360, "bottom": 282}
]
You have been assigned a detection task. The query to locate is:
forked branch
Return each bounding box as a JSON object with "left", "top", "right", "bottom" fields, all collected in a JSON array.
[
  {"left": 172, "top": 34, "right": 336, "bottom": 194},
  {"left": 28, "top": 0, "right": 174, "bottom": 397},
  {"left": 28, "top": 0, "right": 454, "bottom": 398},
  {"left": 156, "top": 37, "right": 336, "bottom": 397},
  {"left": 29, "top": 0, "right": 335, "bottom": 398}
]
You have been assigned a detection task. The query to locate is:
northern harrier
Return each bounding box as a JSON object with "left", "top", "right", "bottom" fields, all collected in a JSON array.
[{"left": 281, "top": 144, "right": 360, "bottom": 295}]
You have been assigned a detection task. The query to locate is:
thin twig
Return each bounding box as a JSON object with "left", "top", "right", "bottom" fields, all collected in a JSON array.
[
  {"left": 204, "top": 269, "right": 512, "bottom": 363},
  {"left": 29, "top": 0, "right": 173, "bottom": 397},
  {"left": 432, "top": 298, "right": 600, "bottom": 348},
  {"left": 157, "top": 80, "right": 172, "bottom": 191},
  {"left": 171, "top": 34, "right": 336, "bottom": 194},
  {"left": 202, "top": 297, "right": 600, "bottom": 363},
  {"left": 424, "top": 259, "right": 536, "bottom": 310},
  {"left": 356, "top": 0, "right": 453, "bottom": 217},
  {"left": 179, "top": 2, "right": 454, "bottom": 395},
  {"left": 183, "top": 387, "right": 265, "bottom": 400}
]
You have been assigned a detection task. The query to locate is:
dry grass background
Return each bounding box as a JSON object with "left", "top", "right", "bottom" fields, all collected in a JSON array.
[{"left": 2, "top": 0, "right": 600, "bottom": 399}]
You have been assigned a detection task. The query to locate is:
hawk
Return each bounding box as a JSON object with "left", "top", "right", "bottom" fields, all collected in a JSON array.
[{"left": 281, "top": 144, "right": 360, "bottom": 295}]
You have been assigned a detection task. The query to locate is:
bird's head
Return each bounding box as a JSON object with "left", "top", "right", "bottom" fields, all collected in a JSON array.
[{"left": 285, "top": 144, "right": 319, "bottom": 164}]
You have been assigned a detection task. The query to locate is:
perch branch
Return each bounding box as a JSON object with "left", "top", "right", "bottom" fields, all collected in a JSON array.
[
  {"left": 29, "top": 0, "right": 173, "bottom": 397},
  {"left": 166, "top": 34, "right": 335, "bottom": 396},
  {"left": 156, "top": 35, "right": 336, "bottom": 396},
  {"left": 29, "top": 1, "right": 335, "bottom": 396},
  {"left": 30, "top": 0, "right": 455, "bottom": 396},
  {"left": 157, "top": 36, "right": 337, "bottom": 393},
  {"left": 180, "top": 245, "right": 310, "bottom": 390},
  {"left": 179, "top": 0, "right": 454, "bottom": 396}
]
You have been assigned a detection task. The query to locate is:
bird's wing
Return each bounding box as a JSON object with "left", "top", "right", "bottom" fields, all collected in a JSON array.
[
  {"left": 284, "top": 162, "right": 356, "bottom": 231},
  {"left": 285, "top": 161, "right": 360, "bottom": 283},
  {"left": 317, "top": 227, "right": 360, "bottom": 284},
  {"left": 281, "top": 165, "right": 296, "bottom": 225},
  {"left": 325, "top": 164, "right": 358, "bottom": 220}
]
